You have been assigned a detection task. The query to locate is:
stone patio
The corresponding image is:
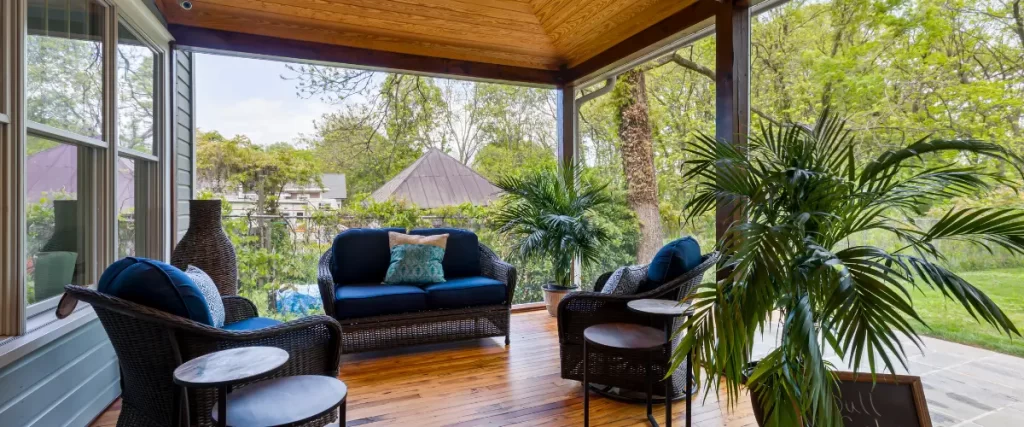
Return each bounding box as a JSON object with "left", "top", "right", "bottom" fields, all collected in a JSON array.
[{"left": 753, "top": 328, "right": 1024, "bottom": 427}]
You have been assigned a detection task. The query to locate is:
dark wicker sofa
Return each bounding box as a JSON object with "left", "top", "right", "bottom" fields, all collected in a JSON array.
[
  {"left": 317, "top": 228, "right": 517, "bottom": 353},
  {"left": 557, "top": 251, "right": 719, "bottom": 397},
  {"left": 64, "top": 285, "right": 342, "bottom": 427}
]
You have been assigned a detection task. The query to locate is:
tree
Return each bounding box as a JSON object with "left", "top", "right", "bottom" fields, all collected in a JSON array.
[
  {"left": 613, "top": 69, "right": 664, "bottom": 262},
  {"left": 196, "top": 130, "right": 321, "bottom": 248}
]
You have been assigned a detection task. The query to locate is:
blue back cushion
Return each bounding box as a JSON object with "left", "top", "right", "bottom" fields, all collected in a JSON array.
[
  {"left": 641, "top": 237, "right": 702, "bottom": 294},
  {"left": 409, "top": 228, "right": 480, "bottom": 278},
  {"left": 330, "top": 228, "right": 404, "bottom": 284},
  {"left": 98, "top": 257, "right": 214, "bottom": 325}
]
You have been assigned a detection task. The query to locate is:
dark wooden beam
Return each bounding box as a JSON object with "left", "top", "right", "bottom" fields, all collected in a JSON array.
[
  {"left": 561, "top": 0, "right": 718, "bottom": 84},
  {"left": 167, "top": 25, "right": 562, "bottom": 87},
  {"left": 556, "top": 83, "right": 578, "bottom": 164},
  {"left": 715, "top": 0, "right": 751, "bottom": 246}
]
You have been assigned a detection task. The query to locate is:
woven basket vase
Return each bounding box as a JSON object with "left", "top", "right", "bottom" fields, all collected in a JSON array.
[{"left": 171, "top": 200, "right": 238, "bottom": 295}]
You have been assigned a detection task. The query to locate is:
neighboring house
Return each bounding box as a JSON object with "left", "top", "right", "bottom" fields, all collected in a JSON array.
[
  {"left": 372, "top": 148, "right": 503, "bottom": 209},
  {"left": 27, "top": 144, "right": 135, "bottom": 212},
  {"left": 205, "top": 173, "right": 347, "bottom": 218}
]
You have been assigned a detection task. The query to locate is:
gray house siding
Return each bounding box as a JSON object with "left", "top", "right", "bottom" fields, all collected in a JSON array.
[
  {"left": 0, "top": 319, "right": 119, "bottom": 427},
  {"left": 174, "top": 48, "right": 195, "bottom": 242}
]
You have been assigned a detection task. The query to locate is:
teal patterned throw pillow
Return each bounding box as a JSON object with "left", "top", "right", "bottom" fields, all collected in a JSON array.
[{"left": 383, "top": 243, "right": 446, "bottom": 284}]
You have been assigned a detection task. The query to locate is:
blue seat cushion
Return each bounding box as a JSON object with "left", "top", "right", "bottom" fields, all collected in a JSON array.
[
  {"left": 409, "top": 228, "right": 480, "bottom": 278},
  {"left": 330, "top": 228, "right": 404, "bottom": 285},
  {"left": 640, "top": 237, "right": 702, "bottom": 294},
  {"left": 334, "top": 284, "right": 427, "bottom": 319},
  {"left": 222, "top": 317, "right": 283, "bottom": 331},
  {"left": 98, "top": 257, "right": 214, "bottom": 326},
  {"left": 422, "top": 276, "right": 506, "bottom": 309}
]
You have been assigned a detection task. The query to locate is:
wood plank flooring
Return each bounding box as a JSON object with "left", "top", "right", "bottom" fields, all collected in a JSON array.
[
  {"left": 91, "top": 309, "right": 1024, "bottom": 426},
  {"left": 91, "top": 310, "right": 757, "bottom": 426}
]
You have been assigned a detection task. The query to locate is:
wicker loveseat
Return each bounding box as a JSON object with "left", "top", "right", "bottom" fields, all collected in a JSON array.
[
  {"left": 558, "top": 250, "right": 719, "bottom": 398},
  {"left": 64, "top": 285, "right": 342, "bottom": 427},
  {"left": 317, "top": 228, "right": 517, "bottom": 353}
]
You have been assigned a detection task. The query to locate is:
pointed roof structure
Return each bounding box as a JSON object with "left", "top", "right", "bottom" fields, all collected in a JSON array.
[{"left": 372, "top": 149, "right": 503, "bottom": 209}]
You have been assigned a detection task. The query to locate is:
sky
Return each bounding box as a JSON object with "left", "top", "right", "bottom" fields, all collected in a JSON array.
[{"left": 194, "top": 53, "right": 337, "bottom": 147}]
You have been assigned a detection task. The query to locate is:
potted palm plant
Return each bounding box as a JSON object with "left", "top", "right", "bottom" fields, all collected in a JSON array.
[
  {"left": 493, "top": 160, "right": 611, "bottom": 316},
  {"left": 671, "top": 110, "right": 1024, "bottom": 426}
]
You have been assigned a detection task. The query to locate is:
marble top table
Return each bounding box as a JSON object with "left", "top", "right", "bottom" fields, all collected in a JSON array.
[
  {"left": 174, "top": 346, "right": 290, "bottom": 427},
  {"left": 627, "top": 299, "right": 693, "bottom": 317},
  {"left": 173, "top": 346, "right": 289, "bottom": 387}
]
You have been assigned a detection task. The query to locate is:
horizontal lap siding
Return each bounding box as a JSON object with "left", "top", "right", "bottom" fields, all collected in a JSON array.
[
  {"left": 0, "top": 319, "right": 120, "bottom": 427},
  {"left": 174, "top": 49, "right": 195, "bottom": 242}
]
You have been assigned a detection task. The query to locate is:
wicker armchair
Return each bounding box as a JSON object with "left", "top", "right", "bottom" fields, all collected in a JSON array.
[
  {"left": 318, "top": 243, "right": 517, "bottom": 353},
  {"left": 65, "top": 285, "right": 343, "bottom": 427},
  {"left": 557, "top": 252, "right": 719, "bottom": 396}
]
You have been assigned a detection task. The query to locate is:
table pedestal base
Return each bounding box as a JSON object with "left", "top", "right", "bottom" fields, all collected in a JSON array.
[{"left": 587, "top": 382, "right": 697, "bottom": 403}]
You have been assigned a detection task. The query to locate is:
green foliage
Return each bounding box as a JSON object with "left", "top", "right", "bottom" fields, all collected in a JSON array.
[
  {"left": 673, "top": 110, "right": 1024, "bottom": 426},
  {"left": 492, "top": 160, "right": 613, "bottom": 287}
]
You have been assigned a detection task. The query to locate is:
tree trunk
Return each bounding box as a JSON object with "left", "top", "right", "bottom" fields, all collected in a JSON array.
[{"left": 615, "top": 69, "right": 664, "bottom": 263}]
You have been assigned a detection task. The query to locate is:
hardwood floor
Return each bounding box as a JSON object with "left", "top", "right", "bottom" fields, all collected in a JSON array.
[{"left": 90, "top": 310, "right": 757, "bottom": 426}]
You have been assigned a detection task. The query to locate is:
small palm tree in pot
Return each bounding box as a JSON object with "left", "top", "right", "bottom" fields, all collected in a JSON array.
[
  {"left": 493, "top": 160, "right": 612, "bottom": 316},
  {"left": 672, "top": 110, "right": 1024, "bottom": 426}
]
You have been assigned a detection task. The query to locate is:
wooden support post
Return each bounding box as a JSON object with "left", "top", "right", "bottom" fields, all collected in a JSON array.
[
  {"left": 555, "top": 83, "right": 583, "bottom": 286},
  {"left": 715, "top": 0, "right": 751, "bottom": 244},
  {"left": 556, "top": 83, "right": 578, "bottom": 165}
]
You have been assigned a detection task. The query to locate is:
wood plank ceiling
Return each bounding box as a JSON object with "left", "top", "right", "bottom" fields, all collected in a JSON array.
[{"left": 156, "top": 0, "right": 701, "bottom": 72}]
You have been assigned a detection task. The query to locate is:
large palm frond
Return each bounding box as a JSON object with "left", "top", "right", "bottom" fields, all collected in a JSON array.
[
  {"left": 671, "top": 109, "right": 1023, "bottom": 427},
  {"left": 492, "top": 160, "right": 611, "bottom": 287}
]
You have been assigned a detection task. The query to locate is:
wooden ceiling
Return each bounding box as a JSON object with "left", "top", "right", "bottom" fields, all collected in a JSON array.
[{"left": 156, "top": 0, "right": 705, "bottom": 76}]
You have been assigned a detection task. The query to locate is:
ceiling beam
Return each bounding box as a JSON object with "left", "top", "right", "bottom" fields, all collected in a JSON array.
[
  {"left": 167, "top": 24, "right": 563, "bottom": 87},
  {"left": 561, "top": 0, "right": 719, "bottom": 86}
]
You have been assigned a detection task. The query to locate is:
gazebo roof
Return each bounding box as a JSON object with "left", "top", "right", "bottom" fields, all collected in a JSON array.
[
  {"left": 155, "top": 0, "right": 718, "bottom": 85},
  {"left": 371, "top": 148, "right": 502, "bottom": 209}
]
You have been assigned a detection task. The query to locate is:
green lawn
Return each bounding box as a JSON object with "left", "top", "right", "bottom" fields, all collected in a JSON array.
[{"left": 910, "top": 268, "right": 1024, "bottom": 357}]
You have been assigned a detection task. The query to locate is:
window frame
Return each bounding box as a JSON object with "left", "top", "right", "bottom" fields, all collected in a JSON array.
[{"left": 1, "top": 0, "right": 171, "bottom": 339}]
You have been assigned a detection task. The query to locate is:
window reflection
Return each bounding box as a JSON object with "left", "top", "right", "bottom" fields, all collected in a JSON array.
[
  {"left": 26, "top": 0, "right": 105, "bottom": 139},
  {"left": 117, "top": 23, "right": 156, "bottom": 153},
  {"left": 26, "top": 136, "right": 88, "bottom": 304}
]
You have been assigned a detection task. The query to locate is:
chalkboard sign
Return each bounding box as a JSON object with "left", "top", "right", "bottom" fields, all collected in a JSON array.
[{"left": 835, "top": 372, "right": 932, "bottom": 427}]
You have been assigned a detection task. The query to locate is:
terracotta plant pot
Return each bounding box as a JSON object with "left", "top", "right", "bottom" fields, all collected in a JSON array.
[{"left": 542, "top": 284, "right": 576, "bottom": 317}]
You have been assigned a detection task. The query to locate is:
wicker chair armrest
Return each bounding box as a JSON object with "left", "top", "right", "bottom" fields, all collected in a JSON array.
[
  {"left": 479, "top": 244, "right": 517, "bottom": 305},
  {"left": 221, "top": 296, "right": 258, "bottom": 324},
  {"left": 317, "top": 248, "right": 336, "bottom": 318},
  {"left": 556, "top": 252, "right": 720, "bottom": 345},
  {"left": 183, "top": 315, "right": 344, "bottom": 376},
  {"left": 557, "top": 291, "right": 653, "bottom": 345}
]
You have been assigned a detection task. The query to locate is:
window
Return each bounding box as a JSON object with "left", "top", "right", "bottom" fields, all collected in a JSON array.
[
  {"left": 118, "top": 156, "right": 152, "bottom": 258},
  {"left": 8, "top": 1, "right": 168, "bottom": 324},
  {"left": 26, "top": 0, "right": 105, "bottom": 140},
  {"left": 25, "top": 137, "right": 91, "bottom": 305},
  {"left": 116, "top": 22, "right": 156, "bottom": 154}
]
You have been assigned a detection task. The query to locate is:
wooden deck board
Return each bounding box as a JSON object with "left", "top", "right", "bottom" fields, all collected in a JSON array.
[
  {"left": 90, "top": 311, "right": 755, "bottom": 426},
  {"left": 90, "top": 310, "right": 1024, "bottom": 426}
]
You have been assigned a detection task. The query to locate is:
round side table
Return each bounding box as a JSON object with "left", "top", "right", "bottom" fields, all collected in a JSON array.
[
  {"left": 627, "top": 298, "right": 695, "bottom": 427},
  {"left": 583, "top": 323, "right": 667, "bottom": 427},
  {"left": 211, "top": 375, "right": 347, "bottom": 427},
  {"left": 173, "top": 346, "right": 289, "bottom": 427}
]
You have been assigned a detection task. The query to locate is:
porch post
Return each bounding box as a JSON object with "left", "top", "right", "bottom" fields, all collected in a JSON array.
[
  {"left": 556, "top": 83, "right": 578, "bottom": 165},
  {"left": 555, "top": 83, "right": 583, "bottom": 286},
  {"left": 714, "top": 0, "right": 751, "bottom": 243}
]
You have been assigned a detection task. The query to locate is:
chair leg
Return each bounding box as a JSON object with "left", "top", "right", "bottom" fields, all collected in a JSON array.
[{"left": 505, "top": 334, "right": 510, "bottom": 346}]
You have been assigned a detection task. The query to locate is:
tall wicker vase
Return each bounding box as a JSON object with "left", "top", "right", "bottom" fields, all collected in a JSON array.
[{"left": 171, "top": 200, "right": 238, "bottom": 295}]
